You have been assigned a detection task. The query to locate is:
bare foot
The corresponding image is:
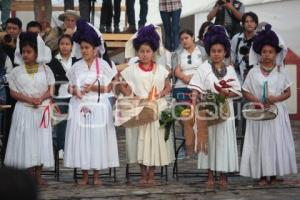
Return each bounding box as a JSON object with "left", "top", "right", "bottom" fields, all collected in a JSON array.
[
  {"left": 258, "top": 177, "right": 268, "bottom": 186},
  {"left": 78, "top": 170, "right": 89, "bottom": 186},
  {"left": 37, "top": 178, "right": 48, "bottom": 187},
  {"left": 147, "top": 179, "right": 156, "bottom": 186},
  {"left": 139, "top": 178, "right": 147, "bottom": 185},
  {"left": 78, "top": 180, "right": 89, "bottom": 186},
  {"left": 139, "top": 165, "right": 148, "bottom": 186},
  {"left": 219, "top": 174, "right": 227, "bottom": 188},
  {"left": 147, "top": 167, "right": 155, "bottom": 186},
  {"left": 206, "top": 179, "right": 215, "bottom": 189},
  {"left": 93, "top": 179, "right": 102, "bottom": 186},
  {"left": 270, "top": 176, "right": 283, "bottom": 185},
  {"left": 206, "top": 170, "right": 215, "bottom": 189}
]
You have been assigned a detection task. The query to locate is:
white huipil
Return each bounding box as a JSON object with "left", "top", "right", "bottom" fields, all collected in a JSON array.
[
  {"left": 189, "top": 61, "right": 241, "bottom": 172},
  {"left": 63, "top": 58, "right": 119, "bottom": 170},
  {"left": 240, "top": 66, "right": 297, "bottom": 178},
  {"left": 4, "top": 65, "right": 55, "bottom": 168},
  {"left": 121, "top": 63, "right": 174, "bottom": 166}
]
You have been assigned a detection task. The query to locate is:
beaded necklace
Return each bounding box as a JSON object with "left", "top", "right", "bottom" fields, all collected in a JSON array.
[
  {"left": 138, "top": 61, "right": 154, "bottom": 72},
  {"left": 25, "top": 64, "right": 39, "bottom": 79}
]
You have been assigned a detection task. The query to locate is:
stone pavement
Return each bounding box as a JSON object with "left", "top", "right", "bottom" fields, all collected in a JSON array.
[{"left": 40, "top": 122, "right": 300, "bottom": 200}]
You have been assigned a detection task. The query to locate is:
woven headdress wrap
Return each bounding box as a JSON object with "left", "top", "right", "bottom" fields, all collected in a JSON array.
[{"left": 249, "top": 23, "right": 287, "bottom": 67}]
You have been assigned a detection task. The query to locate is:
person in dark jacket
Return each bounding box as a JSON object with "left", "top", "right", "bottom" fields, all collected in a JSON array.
[
  {"left": 48, "top": 34, "right": 78, "bottom": 158},
  {"left": 207, "top": 0, "right": 244, "bottom": 38}
]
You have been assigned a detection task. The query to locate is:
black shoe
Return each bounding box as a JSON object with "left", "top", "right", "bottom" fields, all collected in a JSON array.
[
  {"left": 114, "top": 26, "right": 120, "bottom": 33},
  {"left": 105, "top": 26, "right": 112, "bottom": 33},
  {"left": 99, "top": 25, "right": 105, "bottom": 33},
  {"left": 124, "top": 26, "right": 137, "bottom": 33},
  {"left": 138, "top": 24, "right": 145, "bottom": 30}
]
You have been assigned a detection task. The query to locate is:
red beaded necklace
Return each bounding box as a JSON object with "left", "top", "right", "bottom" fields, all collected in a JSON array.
[{"left": 138, "top": 61, "right": 154, "bottom": 72}]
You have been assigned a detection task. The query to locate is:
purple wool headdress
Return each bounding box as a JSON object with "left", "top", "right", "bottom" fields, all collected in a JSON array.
[
  {"left": 133, "top": 24, "right": 160, "bottom": 52},
  {"left": 203, "top": 25, "right": 231, "bottom": 58},
  {"left": 252, "top": 24, "right": 282, "bottom": 54},
  {"left": 72, "top": 19, "right": 101, "bottom": 47}
]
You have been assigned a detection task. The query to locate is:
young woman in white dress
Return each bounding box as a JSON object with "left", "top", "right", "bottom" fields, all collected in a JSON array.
[
  {"left": 240, "top": 24, "right": 297, "bottom": 185},
  {"left": 4, "top": 32, "right": 55, "bottom": 186},
  {"left": 189, "top": 25, "right": 241, "bottom": 187},
  {"left": 63, "top": 19, "right": 119, "bottom": 185},
  {"left": 119, "top": 25, "right": 173, "bottom": 185}
]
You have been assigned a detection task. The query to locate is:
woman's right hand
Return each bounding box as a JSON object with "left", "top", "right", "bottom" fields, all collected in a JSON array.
[
  {"left": 27, "top": 97, "right": 41, "bottom": 107},
  {"left": 182, "top": 74, "right": 193, "bottom": 84},
  {"left": 75, "top": 89, "right": 85, "bottom": 99}
]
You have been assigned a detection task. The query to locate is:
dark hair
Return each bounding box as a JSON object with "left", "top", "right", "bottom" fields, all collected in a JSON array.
[
  {"left": 102, "top": 42, "right": 112, "bottom": 68},
  {"left": 19, "top": 32, "right": 38, "bottom": 54},
  {"left": 198, "top": 21, "right": 213, "bottom": 41},
  {"left": 0, "top": 168, "right": 38, "bottom": 200},
  {"left": 5, "top": 17, "right": 22, "bottom": 29},
  {"left": 26, "top": 21, "right": 42, "bottom": 32},
  {"left": 58, "top": 34, "right": 73, "bottom": 45},
  {"left": 242, "top": 12, "right": 259, "bottom": 26},
  {"left": 179, "top": 29, "right": 194, "bottom": 38},
  {"left": 133, "top": 25, "right": 160, "bottom": 52}
]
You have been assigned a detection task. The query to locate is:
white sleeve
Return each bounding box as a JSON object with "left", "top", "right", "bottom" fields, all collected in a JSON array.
[
  {"left": 242, "top": 68, "right": 254, "bottom": 93},
  {"left": 160, "top": 64, "right": 170, "bottom": 80},
  {"left": 5, "top": 57, "right": 13, "bottom": 75},
  {"left": 44, "top": 65, "right": 55, "bottom": 85},
  {"left": 7, "top": 69, "right": 18, "bottom": 92},
  {"left": 227, "top": 66, "right": 242, "bottom": 96},
  {"left": 101, "top": 59, "right": 117, "bottom": 86},
  {"left": 281, "top": 68, "right": 292, "bottom": 91},
  {"left": 66, "top": 65, "right": 77, "bottom": 86},
  {"left": 188, "top": 68, "right": 206, "bottom": 93},
  {"left": 120, "top": 65, "right": 137, "bottom": 94}
]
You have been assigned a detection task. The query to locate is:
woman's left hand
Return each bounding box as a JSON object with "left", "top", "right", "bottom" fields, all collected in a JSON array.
[
  {"left": 155, "top": 92, "right": 164, "bottom": 99},
  {"left": 83, "top": 84, "right": 92, "bottom": 93},
  {"left": 267, "top": 95, "right": 278, "bottom": 104},
  {"left": 220, "top": 88, "right": 230, "bottom": 97}
]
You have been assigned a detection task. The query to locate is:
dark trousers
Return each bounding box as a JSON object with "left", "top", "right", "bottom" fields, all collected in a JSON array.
[
  {"left": 160, "top": 9, "right": 181, "bottom": 51},
  {"left": 52, "top": 98, "right": 70, "bottom": 150},
  {"left": 79, "top": 0, "right": 91, "bottom": 22},
  {"left": 126, "top": 0, "right": 148, "bottom": 28},
  {"left": 64, "top": 0, "right": 91, "bottom": 22},
  {"left": 100, "top": 0, "right": 121, "bottom": 27},
  {"left": 64, "top": 0, "right": 74, "bottom": 10},
  {"left": 1, "top": 0, "right": 11, "bottom": 25}
]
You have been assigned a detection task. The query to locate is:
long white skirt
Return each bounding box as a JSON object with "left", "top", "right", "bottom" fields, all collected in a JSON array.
[
  {"left": 64, "top": 96, "right": 119, "bottom": 170},
  {"left": 126, "top": 122, "right": 174, "bottom": 166},
  {"left": 198, "top": 101, "right": 239, "bottom": 172},
  {"left": 126, "top": 99, "right": 174, "bottom": 166},
  {"left": 4, "top": 102, "right": 54, "bottom": 168},
  {"left": 240, "top": 103, "right": 297, "bottom": 178}
]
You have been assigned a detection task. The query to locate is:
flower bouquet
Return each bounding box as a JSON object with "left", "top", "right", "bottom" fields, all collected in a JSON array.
[
  {"left": 198, "top": 79, "right": 233, "bottom": 126},
  {"left": 159, "top": 105, "right": 191, "bottom": 141}
]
